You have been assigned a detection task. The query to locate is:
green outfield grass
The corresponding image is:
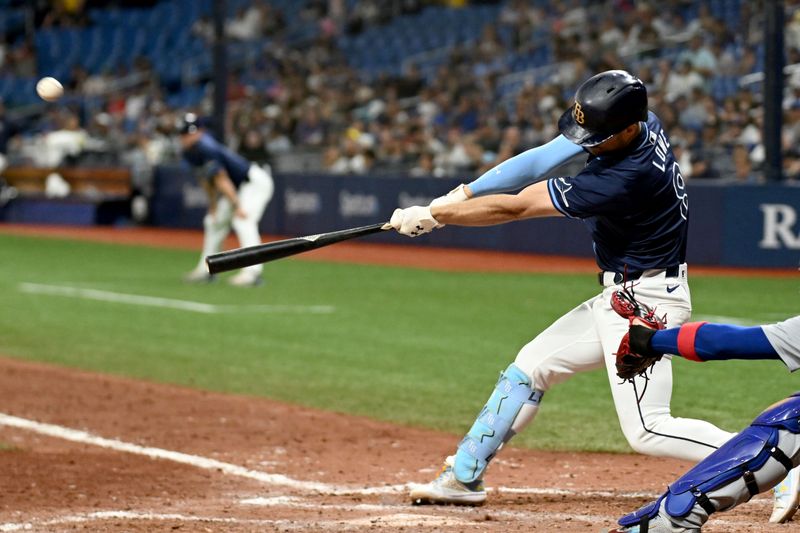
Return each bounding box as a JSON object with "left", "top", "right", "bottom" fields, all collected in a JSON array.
[{"left": 0, "top": 232, "right": 797, "bottom": 453}]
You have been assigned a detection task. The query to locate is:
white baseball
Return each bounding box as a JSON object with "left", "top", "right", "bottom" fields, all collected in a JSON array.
[{"left": 36, "top": 77, "right": 63, "bottom": 102}]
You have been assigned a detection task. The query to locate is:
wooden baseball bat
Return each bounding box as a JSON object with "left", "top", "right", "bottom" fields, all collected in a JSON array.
[{"left": 205, "top": 222, "right": 392, "bottom": 274}]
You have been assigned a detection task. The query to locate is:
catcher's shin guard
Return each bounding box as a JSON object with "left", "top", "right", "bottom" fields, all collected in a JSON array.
[
  {"left": 617, "top": 392, "right": 800, "bottom": 531},
  {"left": 454, "top": 364, "right": 543, "bottom": 483}
]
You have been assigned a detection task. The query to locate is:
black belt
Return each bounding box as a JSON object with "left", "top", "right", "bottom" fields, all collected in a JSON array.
[{"left": 598, "top": 265, "right": 681, "bottom": 286}]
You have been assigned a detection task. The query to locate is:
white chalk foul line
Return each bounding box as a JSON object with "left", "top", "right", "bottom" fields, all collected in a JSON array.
[
  {"left": 0, "top": 413, "right": 769, "bottom": 531},
  {"left": 237, "top": 496, "right": 766, "bottom": 530},
  {"left": 243, "top": 496, "right": 617, "bottom": 526},
  {"left": 18, "top": 282, "right": 334, "bottom": 314},
  {"left": 0, "top": 504, "right": 759, "bottom": 533},
  {"left": 0, "top": 412, "right": 678, "bottom": 500},
  {"left": 0, "top": 510, "right": 473, "bottom": 532},
  {"left": 239, "top": 495, "right": 619, "bottom": 522},
  {"left": 0, "top": 412, "right": 666, "bottom": 501},
  {"left": 0, "top": 413, "right": 334, "bottom": 492},
  {"left": 4, "top": 411, "right": 769, "bottom": 516}
]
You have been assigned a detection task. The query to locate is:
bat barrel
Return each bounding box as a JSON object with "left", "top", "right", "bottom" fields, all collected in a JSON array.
[
  {"left": 205, "top": 239, "right": 311, "bottom": 274},
  {"left": 205, "top": 222, "right": 389, "bottom": 274}
]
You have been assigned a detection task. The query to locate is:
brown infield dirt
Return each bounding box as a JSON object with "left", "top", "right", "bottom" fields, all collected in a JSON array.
[{"left": 0, "top": 224, "right": 796, "bottom": 533}]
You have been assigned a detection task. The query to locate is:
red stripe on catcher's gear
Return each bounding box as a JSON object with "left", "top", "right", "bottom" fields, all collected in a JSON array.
[{"left": 677, "top": 321, "right": 708, "bottom": 362}]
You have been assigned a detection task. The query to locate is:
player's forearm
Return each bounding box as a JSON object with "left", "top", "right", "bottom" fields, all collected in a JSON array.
[
  {"left": 431, "top": 194, "right": 528, "bottom": 226},
  {"left": 648, "top": 324, "right": 779, "bottom": 362},
  {"left": 431, "top": 182, "right": 559, "bottom": 226},
  {"left": 467, "top": 135, "right": 583, "bottom": 196}
]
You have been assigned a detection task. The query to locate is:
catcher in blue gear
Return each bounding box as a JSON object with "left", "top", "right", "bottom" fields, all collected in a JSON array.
[{"left": 607, "top": 285, "right": 800, "bottom": 532}]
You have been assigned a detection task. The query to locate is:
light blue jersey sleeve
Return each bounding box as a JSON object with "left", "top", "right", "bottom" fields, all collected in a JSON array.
[{"left": 468, "top": 135, "right": 584, "bottom": 196}]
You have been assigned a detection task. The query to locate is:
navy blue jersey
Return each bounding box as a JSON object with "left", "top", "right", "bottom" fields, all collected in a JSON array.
[
  {"left": 546, "top": 112, "right": 688, "bottom": 273},
  {"left": 182, "top": 133, "right": 250, "bottom": 187}
]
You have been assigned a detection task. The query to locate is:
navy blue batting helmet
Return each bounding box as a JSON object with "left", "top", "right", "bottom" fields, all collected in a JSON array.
[{"left": 558, "top": 70, "right": 648, "bottom": 147}]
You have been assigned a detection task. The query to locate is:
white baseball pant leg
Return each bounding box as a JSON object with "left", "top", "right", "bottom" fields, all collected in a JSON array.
[
  {"left": 512, "top": 266, "right": 734, "bottom": 462},
  {"left": 230, "top": 164, "right": 274, "bottom": 277},
  {"left": 196, "top": 196, "right": 234, "bottom": 271}
]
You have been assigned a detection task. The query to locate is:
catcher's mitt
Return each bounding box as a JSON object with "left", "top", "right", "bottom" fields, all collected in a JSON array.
[{"left": 610, "top": 286, "right": 667, "bottom": 381}]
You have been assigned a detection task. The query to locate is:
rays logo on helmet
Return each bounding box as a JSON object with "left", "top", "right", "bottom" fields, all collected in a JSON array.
[{"left": 574, "top": 102, "right": 585, "bottom": 124}]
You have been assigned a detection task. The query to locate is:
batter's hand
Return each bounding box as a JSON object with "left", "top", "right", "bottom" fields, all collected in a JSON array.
[
  {"left": 390, "top": 205, "right": 440, "bottom": 237},
  {"left": 429, "top": 183, "right": 471, "bottom": 207}
]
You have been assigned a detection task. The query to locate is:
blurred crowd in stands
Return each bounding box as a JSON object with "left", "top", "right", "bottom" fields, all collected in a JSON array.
[{"left": 3, "top": 0, "right": 800, "bottom": 192}]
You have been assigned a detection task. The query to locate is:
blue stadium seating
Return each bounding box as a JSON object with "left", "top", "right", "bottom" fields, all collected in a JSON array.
[
  {"left": 337, "top": 4, "right": 501, "bottom": 78},
  {"left": 0, "top": 0, "right": 755, "bottom": 111},
  {"left": 0, "top": 7, "right": 24, "bottom": 35}
]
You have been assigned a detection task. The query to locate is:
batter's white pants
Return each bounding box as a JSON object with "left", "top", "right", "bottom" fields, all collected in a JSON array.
[
  {"left": 512, "top": 265, "right": 734, "bottom": 462},
  {"left": 197, "top": 164, "right": 274, "bottom": 277}
]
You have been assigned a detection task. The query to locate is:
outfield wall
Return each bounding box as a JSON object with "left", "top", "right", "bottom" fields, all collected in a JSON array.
[
  {"left": 3, "top": 165, "right": 799, "bottom": 268},
  {"left": 146, "top": 166, "right": 800, "bottom": 269}
]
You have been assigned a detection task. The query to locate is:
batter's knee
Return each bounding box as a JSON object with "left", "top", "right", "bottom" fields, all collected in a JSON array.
[
  {"left": 618, "top": 414, "right": 671, "bottom": 456},
  {"left": 622, "top": 427, "right": 663, "bottom": 456},
  {"left": 511, "top": 347, "right": 546, "bottom": 388},
  {"left": 529, "top": 365, "right": 565, "bottom": 392}
]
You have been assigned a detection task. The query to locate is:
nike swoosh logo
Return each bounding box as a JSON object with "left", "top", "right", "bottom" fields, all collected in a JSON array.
[{"left": 666, "top": 285, "right": 680, "bottom": 293}]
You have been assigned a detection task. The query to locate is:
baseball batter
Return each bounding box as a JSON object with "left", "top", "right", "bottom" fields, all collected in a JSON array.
[
  {"left": 178, "top": 113, "right": 274, "bottom": 287},
  {"left": 609, "top": 315, "right": 800, "bottom": 532},
  {"left": 390, "top": 70, "right": 736, "bottom": 505}
]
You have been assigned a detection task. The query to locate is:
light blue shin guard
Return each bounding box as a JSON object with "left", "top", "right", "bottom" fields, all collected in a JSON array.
[
  {"left": 618, "top": 392, "right": 800, "bottom": 530},
  {"left": 454, "top": 364, "right": 543, "bottom": 483}
]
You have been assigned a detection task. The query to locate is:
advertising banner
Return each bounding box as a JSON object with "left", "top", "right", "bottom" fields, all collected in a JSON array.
[{"left": 148, "top": 167, "right": 800, "bottom": 269}]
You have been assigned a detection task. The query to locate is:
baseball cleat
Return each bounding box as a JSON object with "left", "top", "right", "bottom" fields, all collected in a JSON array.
[
  {"left": 227, "top": 271, "right": 264, "bottom": 287},
  {"left": 409, "top": 456, "right": 486, "bottom": 506},
  {"left": 770, "top": 466, "right": 800, "bottom": 523},
  {"left": 183, "top": 268, "right": 216, "bottom": 283}
]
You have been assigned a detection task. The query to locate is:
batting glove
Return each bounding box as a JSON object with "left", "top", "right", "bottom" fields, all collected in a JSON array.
[
  {"left": 390, "top": 205, "right": 440, "bottom": 237},
  {"left": 429, "top": 183, "right": 471, "bottom": 207}
]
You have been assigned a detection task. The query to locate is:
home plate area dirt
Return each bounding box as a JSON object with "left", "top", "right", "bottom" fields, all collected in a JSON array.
[{"left": 0, "top": 357, "right": 789, "bottom": 533}]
